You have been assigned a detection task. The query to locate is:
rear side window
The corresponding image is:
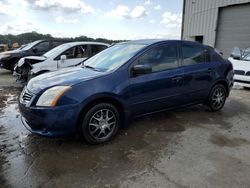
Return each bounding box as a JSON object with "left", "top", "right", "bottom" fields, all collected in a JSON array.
[
  {"left": 91, "top": 45, "right": 107, "bottom": 56},
  {"left": 136, "top": 44, "right": 179, "bottom": 73},
  {"left": 181, "top": 45, "right": 210, "bottom": 66}
]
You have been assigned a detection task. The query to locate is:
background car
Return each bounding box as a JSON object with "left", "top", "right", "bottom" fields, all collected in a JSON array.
[
  {"left": 0, "top": 44, "right": 9, "bottom": 52},
  {"left": 19, "top": 39, "right": 233, "bottom": 144},
  {"left": 14, "top": 42, "right": 109, "bottom": 81},
  {"left": 0, "top": 39, "right": 71, "bottom": 71},
  {"left": 228, "top": 46, "right": 250, "bottom": 89}
]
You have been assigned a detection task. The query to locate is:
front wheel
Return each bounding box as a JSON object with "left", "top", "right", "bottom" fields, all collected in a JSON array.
[
  {"left": 81, "top": 103, "right": 120, "bottom": 144},
  {"left": 207, "top": 84, "right": 227, "bottom": 111}
]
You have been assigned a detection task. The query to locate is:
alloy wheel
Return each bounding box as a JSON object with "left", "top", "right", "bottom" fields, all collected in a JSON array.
[
  {"left": 88, "top": 109, "right": 117, "bottom": 140},
  {"left": 211, "top": 86, "right": 226, "bottom": 109}
]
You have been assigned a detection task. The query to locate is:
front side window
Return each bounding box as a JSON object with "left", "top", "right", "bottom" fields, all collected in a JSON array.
[
  {"left": 182, "top": 45, "right": 209, "bottom": 66},
  {"left": 136, "top": 44, "right": 178, "bottom": 73},
  {"left": 62, "top": 47, "right": 75, "bottom": 59},
  {"left": 75, "top": 45, "right": 87, "bottom": 58}
]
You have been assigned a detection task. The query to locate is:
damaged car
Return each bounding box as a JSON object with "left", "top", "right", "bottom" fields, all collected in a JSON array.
[
  {"left": 14, "top": 42, "right": 109, "bottom": 81},
  {"left": 228, "top": 46, "right": 250, "bottom": 89},
  {"left": 0, "top": 39, "right": 71, "bottom": 71}
]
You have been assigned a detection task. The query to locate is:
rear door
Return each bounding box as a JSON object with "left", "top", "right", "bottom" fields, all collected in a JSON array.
[
  {"left": 127, "top": 43, "right": 185, "bottom": 116},
  {"left": 180, "top": 43, "right": 216, "bottom": 103}
]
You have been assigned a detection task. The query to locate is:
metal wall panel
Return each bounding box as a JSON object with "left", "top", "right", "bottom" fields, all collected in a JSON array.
[
  {"left": 215, "top": 3, "right": 250, "bottom": 57},
  {"left": 182, "top": 0, "right": 250, "bottom": 47}
]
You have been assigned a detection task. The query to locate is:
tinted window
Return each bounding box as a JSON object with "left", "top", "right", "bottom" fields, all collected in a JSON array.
[
  {"left": 91, "top": 45, "right": 107, "bottom": 56},
  {"left": 136, "top": 44, "right": 178, "bottom": 73},
  {"left": 182, "top": 45, "right": 209, "bottom": 66},
  {"left": 51, "top": 41, "right": 63, "bottom": 48},
  {"left": 35, "top": 41, "right": 49, "bottom": 52}
]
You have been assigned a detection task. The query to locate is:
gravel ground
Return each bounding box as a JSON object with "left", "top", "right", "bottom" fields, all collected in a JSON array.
[{"left": 0, "top": 69, "right": 250, "bottom": 188}]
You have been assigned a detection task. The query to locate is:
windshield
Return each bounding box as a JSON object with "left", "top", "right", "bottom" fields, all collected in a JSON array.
[
  {"left": 243, "top": 53, "right": 250, "bottom": 61},
  {"left": 21, "top": 41, "right": 41, "bottom": 51},
  {"left": 43, "top": 43, "right": 70, "bottom": 58},
  {"left": 84, "top": 44, "right": 146, "bottom": 72}
]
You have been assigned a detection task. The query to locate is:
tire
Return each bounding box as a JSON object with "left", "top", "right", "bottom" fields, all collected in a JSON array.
[
  {"left": 207, "top": 84, "right": 227, "bottom": 112},
  {"left": 81, "top": 103, "right": 120, "bottom": 144}
]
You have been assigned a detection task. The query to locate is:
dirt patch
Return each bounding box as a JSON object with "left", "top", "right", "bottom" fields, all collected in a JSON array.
[{"left": 210, "top": 134, "right": 250, "bottom": 147}]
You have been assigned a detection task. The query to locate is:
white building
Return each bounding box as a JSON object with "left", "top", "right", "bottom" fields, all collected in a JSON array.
[{"left": 181, "top": 0, "right": 250, "bottom": 57}]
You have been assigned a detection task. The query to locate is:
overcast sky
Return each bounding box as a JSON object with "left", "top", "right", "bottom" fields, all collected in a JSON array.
[{"left": 0, "top": 0, "right": 183, "bottom": 40}]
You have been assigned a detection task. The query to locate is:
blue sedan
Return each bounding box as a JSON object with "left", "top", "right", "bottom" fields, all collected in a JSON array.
[{"left": 19, "top": 39, "right": 234, "bottom": 144}]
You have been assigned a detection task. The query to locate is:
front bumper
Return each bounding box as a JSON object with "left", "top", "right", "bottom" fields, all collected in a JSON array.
[
  {"left": 0, "top": 59, "right": 10, "bottom": 70},
  {"left": 0, "top": 60, "right": 4, "bottom": 68},
  {"left": 234, "top": 75, "right": 250, "bottom": 88},
  {"left": 19, "top": 101, "right": 81, "bottom": 137}
]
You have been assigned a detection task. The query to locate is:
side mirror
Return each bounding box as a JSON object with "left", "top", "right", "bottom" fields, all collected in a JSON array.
[
  {"left": 132, "top": 64, "right": 152, "bottom": 76},
  {"left": 60, "top": 55, "right": 66, "bottom": 61}
]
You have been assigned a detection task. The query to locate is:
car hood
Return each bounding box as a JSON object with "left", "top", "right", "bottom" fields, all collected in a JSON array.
[
  {"left": 27, "top": 66, "right": 107, "bottom": 94},
  {"left": 0, "top": 49, "right": 24, "bottom": 56},
  {"left": 18, "top": 56, "right": 47, "bottom": 67},
  {"left": 229, "top": 57, "right": 250, "bottom": 71},
  {"left": 25, "top": 56, "right": 47, "bottom": 61}
]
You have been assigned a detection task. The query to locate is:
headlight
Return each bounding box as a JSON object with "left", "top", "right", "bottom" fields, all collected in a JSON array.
[
  {"left": 0, "top": 54, "right": 10, "bottom": 59},
  {"left": 36, "top": 86, "right": 71, "bottom": 107}
]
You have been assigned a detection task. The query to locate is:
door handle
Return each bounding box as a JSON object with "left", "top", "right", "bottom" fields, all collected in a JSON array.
[{"left": 171, "top": 76, "right": 183, "bottom": 82}]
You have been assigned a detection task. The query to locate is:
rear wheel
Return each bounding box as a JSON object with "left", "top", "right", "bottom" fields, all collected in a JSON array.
[
  {"left": 207, "top": 84, "right": 227, "bottom": 111},
  {"left": 81, "top": 103, "right": 120, "bottom": 144}
]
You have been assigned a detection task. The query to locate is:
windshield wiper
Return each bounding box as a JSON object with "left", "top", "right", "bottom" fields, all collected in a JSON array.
[{"left": 83, "top": 65, "right": 98, "bottom": 71}]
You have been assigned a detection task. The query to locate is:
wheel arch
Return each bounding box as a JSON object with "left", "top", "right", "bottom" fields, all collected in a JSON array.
[
  {"left": 76, "top": 96, "right": 127, "bottom": 133},
  {"left": 210, "top": 79, "right": 229, "bottom": 97}
]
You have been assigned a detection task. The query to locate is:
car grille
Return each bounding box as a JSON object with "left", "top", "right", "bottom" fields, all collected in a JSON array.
[
  {"left": 20, "top": 87, "right": 33, "bottom": 104},
  {"left": 234, "top": 70, "right": 245, "bottom": 75}
]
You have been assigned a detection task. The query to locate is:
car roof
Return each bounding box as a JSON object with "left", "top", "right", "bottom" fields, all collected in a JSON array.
[
  {"left": 119, "top": 39, "right": 203, "bottom": 46},
  {"left": 60, "top": 41, "right": 110, "bottom": 47}
]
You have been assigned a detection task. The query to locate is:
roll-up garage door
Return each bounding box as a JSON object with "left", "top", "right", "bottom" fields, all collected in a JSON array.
[{"left": 215, "top": 3, "right": 250, "bottom": 58}]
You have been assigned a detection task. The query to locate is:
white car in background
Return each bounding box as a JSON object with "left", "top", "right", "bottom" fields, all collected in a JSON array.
[
  {"left": 14, "top": 41, "right": 109, "bottom": 81},
  {"left": 228, "top": 47, "right": 250, "bottom": 89}
]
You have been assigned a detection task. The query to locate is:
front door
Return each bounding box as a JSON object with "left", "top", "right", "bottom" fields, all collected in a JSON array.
[
  {"left": 127, "top": 43, "right": 184, "bottom": 116},
  {"left": 59, "top": 45, "right": 88, "bottom": 68}
]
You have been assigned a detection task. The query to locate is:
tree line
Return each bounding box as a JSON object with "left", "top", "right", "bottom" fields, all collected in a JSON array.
[{"left": 0, "top": 31, "right": 126, "bottom": 47}]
